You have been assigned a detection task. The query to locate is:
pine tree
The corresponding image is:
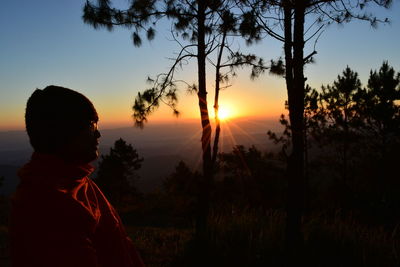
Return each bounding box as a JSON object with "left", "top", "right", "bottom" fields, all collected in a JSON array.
[
  {"left": 96, "top": 138, "right": 143, "bottom": 207},
  {"left": 320, "top": 67, "right": 362, "bottom": 186},
  {"left": 239, "top": 0, "right": 392, "bottom": 262}
]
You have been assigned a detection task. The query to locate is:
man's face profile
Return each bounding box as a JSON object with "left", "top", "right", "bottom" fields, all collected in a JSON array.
[
  {"left": 25, "top": 85, "right": 101, "bottom": 164},
  {"left": 60, "top": 120, "right": 101, "bottom": 164}
]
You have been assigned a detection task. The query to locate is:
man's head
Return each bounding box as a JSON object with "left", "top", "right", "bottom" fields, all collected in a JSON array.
[{"left": 25, "top": 85, "right": 101, "bottom": 164}]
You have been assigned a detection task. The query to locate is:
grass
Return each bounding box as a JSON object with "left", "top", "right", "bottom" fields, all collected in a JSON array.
[
  {"left": 304, "top": 212, "right": 400, "bottom": 267},
  {"left": 0, "top": 209, "right": 398, "bottom": 267},
  {"left": 126, "top": 226, "right": 193, "bottom": 267},
  {"left": 135, "top": 209, "right": 399, "bottom": 267},
  {"left": 0, "top": 225, "right": 10, "bottom": 267}
]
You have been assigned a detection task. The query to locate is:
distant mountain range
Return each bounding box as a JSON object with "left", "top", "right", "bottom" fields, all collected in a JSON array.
[{"left": 0, "top": 118, "right": 282, "bottom": 195}]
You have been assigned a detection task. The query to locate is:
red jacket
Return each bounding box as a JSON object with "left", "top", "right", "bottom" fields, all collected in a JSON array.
[{"left": 10, "top": 153, "right": 145, "bottom": 267}]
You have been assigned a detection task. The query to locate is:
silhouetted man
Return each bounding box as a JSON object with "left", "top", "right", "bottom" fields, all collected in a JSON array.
[{"left": 10, "top": 85, "right": 145, "bottom": 267}]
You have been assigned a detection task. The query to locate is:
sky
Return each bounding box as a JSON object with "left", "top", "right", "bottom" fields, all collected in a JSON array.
[{"left": 0, "top": 0, "right": 399, "bottom": 131}]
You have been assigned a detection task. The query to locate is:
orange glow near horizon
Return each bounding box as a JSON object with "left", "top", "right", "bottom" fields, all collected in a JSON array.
[{"left": 0, "top": 81, "right": 287, "bottom": 131}]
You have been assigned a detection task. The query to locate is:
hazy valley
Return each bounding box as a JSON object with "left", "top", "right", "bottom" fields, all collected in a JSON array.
[{"left": 0, "top": 118, "right": 282, "bottom": 195}]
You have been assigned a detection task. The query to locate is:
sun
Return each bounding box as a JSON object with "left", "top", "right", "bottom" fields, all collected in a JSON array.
[{"left": 218, "top": 106, "right": 233, "bottom": 121}]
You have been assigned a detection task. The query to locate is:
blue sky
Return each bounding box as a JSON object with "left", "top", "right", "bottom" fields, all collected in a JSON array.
[{"left": 1, "top": 0, "right": 399, "bottom": 130}]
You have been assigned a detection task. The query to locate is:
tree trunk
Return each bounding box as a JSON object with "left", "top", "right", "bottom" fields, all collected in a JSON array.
[
  {"left": 304, "top": 118, "right": 309, "bottom": 215},
  {"left": 284, "top": 1, "right": 306, "bottom": 264},
  {"left": 211, "top": 32, "right": 227, "bottom": 167},
  {"left": 343, "top": 103, "right": 349, "bottom": 205},
  {"left": 196, "top": 0, "right": 212, "bottom": 238}
]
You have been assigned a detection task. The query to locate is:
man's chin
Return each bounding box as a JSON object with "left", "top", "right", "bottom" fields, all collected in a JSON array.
[
  {"left": 88, "top": 150, "right": 99, "bottom": 162},
  {"left": 80, "top": 150, "right": 99, "bottom": 164}
]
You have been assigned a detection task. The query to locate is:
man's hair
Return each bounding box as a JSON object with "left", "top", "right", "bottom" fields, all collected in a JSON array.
[{"left": 25, "top": 85, "right": 98, "bottom": 153}]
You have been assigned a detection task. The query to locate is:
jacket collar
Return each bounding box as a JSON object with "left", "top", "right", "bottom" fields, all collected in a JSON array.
[{"left": 18, "top": 152, "right": 94, "bottom": 189}]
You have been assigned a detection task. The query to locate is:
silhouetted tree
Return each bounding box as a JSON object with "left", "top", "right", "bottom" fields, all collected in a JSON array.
[
  {"left": 313, "top": 63, "right": 399, "bottom": 207},
  {"left": 353, "top": 62, "right": 400, "bottom": 216},
  {"left": 140, "top": 0, "right": 237, "bottom": 237},
  {"left": 217, "top": 145, "right": 285, "bottom": 209},
  {"left": 270, "top": 63, "right": 400, "bottom": 218},
  {"left": 211, "top": 27, "right": 269, "bottom": 168},
  {"left": 96, "top": 138, "right": 143, "bottom": 207},
  {"left": 163, "top": 161, "right": 200, "bottom": 218},
  {"left": 239, "top": 0, "right": 392, "bottom": 260},
  {"left": 318, "top": 67, "right": 362, "bottom": 193},
  {"left": 355, "top": 62, "right": 400, "bottom": 155},
  {"left": 267, "top": 85, "right": 321, "bottom": 212}
]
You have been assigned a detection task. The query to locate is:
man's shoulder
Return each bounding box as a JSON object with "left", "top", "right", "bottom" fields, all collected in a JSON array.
[{"left": 11, "top": 182, "right": 98, "bottom": 231}]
